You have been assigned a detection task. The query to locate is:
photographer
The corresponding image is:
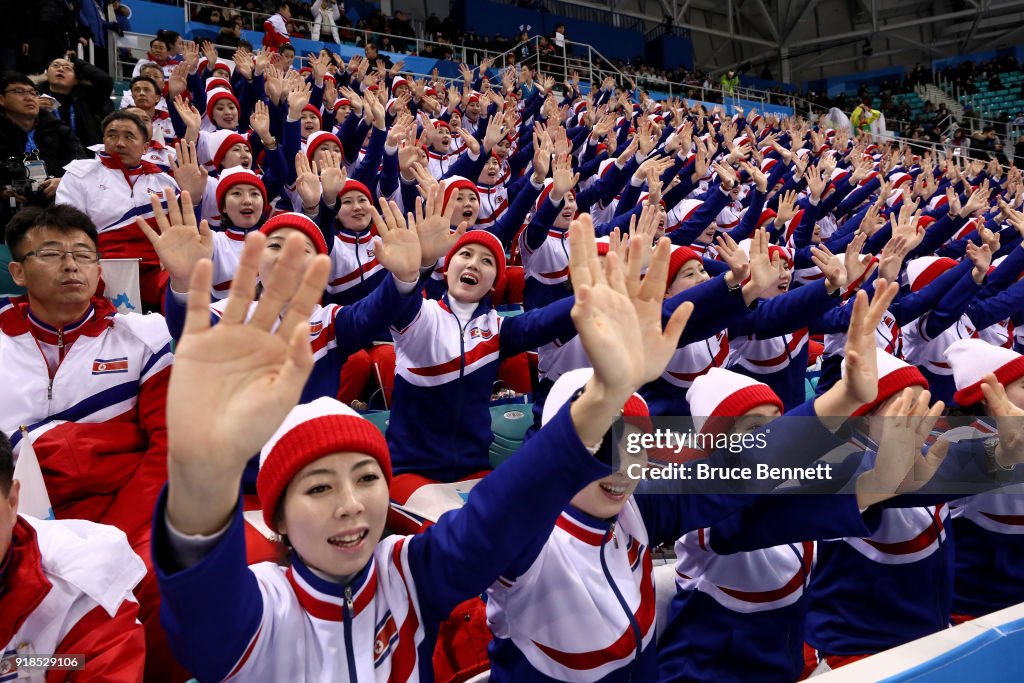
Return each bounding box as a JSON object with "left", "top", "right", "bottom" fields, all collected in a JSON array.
[{"left": 0, "top": 73, "right": 86, "bottom": 227}]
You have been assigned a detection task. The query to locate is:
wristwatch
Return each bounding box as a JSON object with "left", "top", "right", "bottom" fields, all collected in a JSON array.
[{"left": 984, "top": 436, "right": 1015, "bottom": 480}]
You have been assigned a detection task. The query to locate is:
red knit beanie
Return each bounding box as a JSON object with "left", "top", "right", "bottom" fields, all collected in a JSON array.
[
  {"left": 843, "top": 349, "right": 929, "bottom": 417},
  {"left": 442, "top": 176, "right": 480, "bottom": 213},
  {"left": 687, "top": 367, "right": 784, "bottom": 438},
  {"left": 301, "top": 104, "right": 323, "bottom": 128},
  {"left": 665, "top": 246, "right": 702, "bottom": 289},
  {"left": 216, "top": 167, "right": 267, "bottom": 210},
  {"left": 305, "top": 131, "right": 343, "bottom": 162},
  {"left": 199, "top": 130, "right": 250, "bottom": 172},
  {"left": 444, "top": 230, "right": 506, "bottom": 293},
  {"left": 259, "top": 212, "right": 329, "bottom": 255},
  {"left": 946, "top": 339, "right": 1024, "bottom": 406},
  {"left": 207, "top": 88, "right": 240, "bottom": 114},
  {"left": 541, "top": 367, "right": 653, "bottom": 433},
  {"left": 339, "top": 179, "right": 373, "bottom": 205},
  {"left": 258, "top": 397, "right": 391, "bottom": 531},
  {"left": 906, "top": 256, "right": 958, "bottom": 293}
]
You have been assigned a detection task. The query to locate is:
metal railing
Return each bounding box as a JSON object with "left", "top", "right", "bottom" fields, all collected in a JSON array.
[
  {"left": 486, "top": 0, "right": 644, "bottom": 33},
  {"left": 184, "top": 0, "right": 464, "bottom": 61}
]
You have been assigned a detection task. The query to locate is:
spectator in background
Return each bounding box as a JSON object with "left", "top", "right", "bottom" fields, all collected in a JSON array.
[
  {"left": 105, "top": 0, "right": 134, "bottom": 78},
  {"left": 720, "top": 70, "right": 740, "bottom": 95},
  {"left": 970, "top": 125, "right": 999, "bottom": 161},
  {"left": 364, "top": 41, "right": 393, "bottom": 70},
  {"left": 263, "top": 1, "right": 292, "bottom": 51},
  {"left": 55, "top": 110, "right": 179, "bottom": 308},
  {"left": 390, "top": 10, "right": 415, "bottom": 52},
  {"left": 1015, "top": 133, "right": 1024, "bottom": 167},
  {"left": 279, "top": 42, "right": 296, "bottom": 67},
  {"left": 0, "top": 0, "right": 26, "bottom": 73},
  {"left": 35, "top": 56, "right": 114, "bottom": 149},
  {"left": 311, "top": 0, "right": 342, "bottom": 44},
  {"left": 907, "top": 62, "right": 927, "bottom": 87},
  {"left": 0, "top": 73, "right": 85, "bottom": 226},
  {"left": 21, "top": 0, "right": 82, "bottom": 74},
  {"left": 131, "top": 37, "right": 173, "bottom": 79},
  {"left": 217, "top": 18, "right": 245, "bottom": 55}
]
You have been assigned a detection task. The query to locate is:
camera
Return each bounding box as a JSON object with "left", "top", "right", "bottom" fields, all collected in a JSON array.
[
  {"left": 2, "top": 157, "right": 48, "bottom": 209},
  {"left": 5, "top": 157, "right": 39, "bottom": 196}
]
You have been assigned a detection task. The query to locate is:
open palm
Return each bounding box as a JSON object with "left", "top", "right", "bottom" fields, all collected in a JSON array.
[{"left": 136, "top": 189, "right": 214, "bottom": 290}]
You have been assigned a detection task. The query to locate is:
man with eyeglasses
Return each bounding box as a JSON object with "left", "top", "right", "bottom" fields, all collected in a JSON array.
[
  {"left": 0, "top": 202, "right": 171, "bottom": 671},
  {"left": 56, "top": 110, "right": 179, "bottom": 308},
  {"left": 0, "top": 73, "right": 86, "bottom": 226},
  {"left": 36, "top": 56, "right": 115, "bottom": 148},
  {"left": 0, "top": 203, "right": 173, "bottom": 677}
]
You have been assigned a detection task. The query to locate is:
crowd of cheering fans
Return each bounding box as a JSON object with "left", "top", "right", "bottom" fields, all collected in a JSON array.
[{"left": 7, "top": 9, "right": 1024, "bottom": 683}]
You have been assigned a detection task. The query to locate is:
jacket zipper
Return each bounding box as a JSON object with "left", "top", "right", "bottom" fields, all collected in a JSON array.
[
  {"left": 600, "top": 523, "right": 643, "bottom": 681},
  {"left": 342, "top": 585, "right": 358, "bottom": 681},
  {"left": 454, "top": 308, "right": 469, "bottom": 481},
  {"left": 354, "top": 235, "right": 365, "bottom": 289},
  {"left": 47, "top": 327, "right": 65, "bottom": 401}
]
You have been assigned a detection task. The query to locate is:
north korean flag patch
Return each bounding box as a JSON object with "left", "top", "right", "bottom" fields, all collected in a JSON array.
[{"left": 92, "top": 357, "right": 129, "bottom": 375}]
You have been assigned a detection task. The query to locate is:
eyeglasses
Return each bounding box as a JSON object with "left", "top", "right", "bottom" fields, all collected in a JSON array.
[
  {"left": 3, "top": 88, "right": 38, "bottom": 97},
  {"left": 20, "top": 249, "right": 101, "bottom": 264}
]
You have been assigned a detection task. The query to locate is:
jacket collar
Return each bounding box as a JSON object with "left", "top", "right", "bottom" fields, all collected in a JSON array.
[
  {"left": 2, "top": 295, "right": 116, "bottom": 342},
  {"left": 439, "top": 291, "right": 492, "bottom": 321},
  {"left": 286, "top": 551, "right": 377, "bottom": 621},
  {"left": 0, "top": 518, "right": 53, "bottom": 645}
]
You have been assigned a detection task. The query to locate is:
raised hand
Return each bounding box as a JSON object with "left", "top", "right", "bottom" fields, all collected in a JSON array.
[
  {"left": 482, "top": 115, "right": 505, "bottom": 154},
  {"left": 740, "top": 160, "right": 768, "bottom": 193},
  {"left": 294, "top": 152, "right": 323, "bottom": 213},
  {"left": 980, "top": 375, "right": 1024, "bottom": 467},
  {"left": 287, "top": 79, "right": 313, "bottom": 120},
  {"left": 841, "top": 231, "right": 877, "bottom": 287},
  {"left": 774, "top": 189, "right": 799, "bottom": 230},
  {"left": 837, "top": 281, "right": 899, "bottom": 409},
  {"left": 168, "top": 61, "right": 189, "bottom": 99},
  {"left": 745, "top": 227, "right": 777, "bottom": 302},
  {"left": 412, "top": 181, "right": 465, "bottom": 266},
  {"left": 135, "top": 188, "right": 214, "bottom": 292},
  {"left": 165, "top": 230, "right": 330, "bottom": 535},
  {"left": 531, "top": 128, "right": 553, "bottom": 182},
  {"left": 551, "top": 153, "right": 579, "bottom": 200},
  {"left": 631, "top": 202, "right": 660, "bottom": 246},
  {"left": 966, "top": 229, "right": 996, "bottom": 284},
  {"left": 567, "top": 214, "right": 693, "bottom": 445},
  {"left": 370, "top": 197, "right": 422, "bottom": 282},
  {"left": 810, "top": 243, "right": 847, "bottom": 294},
  {"left": 403, "top": 158, "right": 436, "bottom": 192},
  {"left": 857, "top": 388, "right": 944, "bottom": 507},
  {"left": 805, "top": 164, "right": 827, "bottom": 201},
  {"left": 249, "top": 100, "right": 272, "bottom": 142},
  {"left": 201, "top": 40, "right": 218, "bottom": 70},
  {"left": 713, "top": 162, "right": 739, "bottom": 191},
  {"left": 339, "top": 86, "right": 363, "bottom": 117},
  {"left": 716, "top": 232, "right": 750, "bottom": 289},
  {"left": 961, "top": 181, "right": 992, "bottom": 217},
  {"left": 173, "top": 95, "right": 201, "bottom": 143},
  {"left": 233, "top": 50, "right": 254, "bottom": 80},
  {"left": 317, "top": 149, "right": 348, "bottom": 202},
  {"left": 170, "top": 140, "right": 209, "bottom": 198}
]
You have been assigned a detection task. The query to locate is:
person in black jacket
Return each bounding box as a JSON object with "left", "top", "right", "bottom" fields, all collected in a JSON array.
[
  {"left": 0, "top": 73, "right": 86, "bottom": 228},
  {"left": 20, "top": 0, "right": 82, "bottom": 74},
  {"left": 36, "top": 56, "right": 114, "bottom": 149}
]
